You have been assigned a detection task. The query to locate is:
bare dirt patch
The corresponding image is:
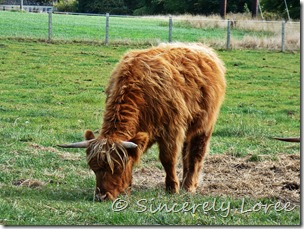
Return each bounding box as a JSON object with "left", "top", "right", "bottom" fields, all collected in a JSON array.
[
  {"left": 23, "top": 144, "right": 300, "bottom": 204},
  {"left": 12, "top": 178, "right": 46, "bottom": 188},
  {"left": 133, "top": 153, "right": 300, "bottom": 204}
]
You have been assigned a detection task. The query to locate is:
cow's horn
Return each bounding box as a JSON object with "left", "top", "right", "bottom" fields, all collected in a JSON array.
[
  {"left": 121, "top": 141, "right": 138, "bottom": 149},
  {"left": 271, "top": 137, "right": 300, "bottom": 143},
  {"left": 57, "top": 140, "right": 90, "bottom": 148}
]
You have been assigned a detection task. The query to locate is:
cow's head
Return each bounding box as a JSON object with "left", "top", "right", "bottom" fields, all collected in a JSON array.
[{"left": 58, "top": 130, "right": 149, "bottom": 201}]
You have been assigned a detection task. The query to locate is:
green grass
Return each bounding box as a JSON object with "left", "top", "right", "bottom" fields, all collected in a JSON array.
[
  {"left": 0, "top": 39, "right": 300, "bottom": 225},
  {"left": 0, "top": 11, "right": 278, "bottom": 44}
]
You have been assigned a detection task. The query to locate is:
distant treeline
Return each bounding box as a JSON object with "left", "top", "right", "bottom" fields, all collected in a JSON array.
[
  {"left": 79, "top": 0, "right": 254, "bottom": 15},
  {"left": 1, "top": 0, "right": 300, "bottom": 19}
]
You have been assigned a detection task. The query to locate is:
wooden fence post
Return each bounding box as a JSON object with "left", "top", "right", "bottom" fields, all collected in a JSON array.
[
  {"left": 226, "top": 19, "right": 231, "bottom": 50},
  {"left": 169, "top": 15, "right": 173, "bottom": 43},
  {"left": 48, "top": 11, "right": 52, "bottom": 42},
  {"left": 252, "top": 0, "right": 258, "bottom": 18},
  {"left": 281, "top": 20, "right": 286, "bottom": 52},
  {"left": 105, "top": 13, "right": 109, "bottom": 46}
]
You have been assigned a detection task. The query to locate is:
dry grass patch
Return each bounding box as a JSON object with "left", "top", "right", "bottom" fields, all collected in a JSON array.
[
  {"left": 167, "top": 14, "right": 300, "bottom": 50},
  {"left": 29, "top": 143, "right": 83, "bottom": 161},
  {"left": 133, "top": 153, "right": 300, "bottom": 204}
]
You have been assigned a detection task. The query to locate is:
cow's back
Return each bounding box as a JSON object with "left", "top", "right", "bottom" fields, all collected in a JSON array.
[{"left": 104, "top": 43, "right": 226, "bottom": 140}]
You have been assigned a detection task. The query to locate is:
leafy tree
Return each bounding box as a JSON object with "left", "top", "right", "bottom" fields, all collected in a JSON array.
[
  {"left": 261, "top": 0, "right": 300, "bottom": 19},
  {"left": 163, "top": 0, "right": 187, "bottom": 14},
  {"left": 132, "top": 0, "right": 165, "bottom": 15},
  {"left": 195, "top": 0, "right": 220, "bottom": 15},
  {"left": 54, "top": 0, "right": 78, "bottom": 12},
  {"left": 73, "top": 0, "right": 300, "bottom": 19},
  {"left": 78, "top": 0, "right": 129, "bottom": 14}
]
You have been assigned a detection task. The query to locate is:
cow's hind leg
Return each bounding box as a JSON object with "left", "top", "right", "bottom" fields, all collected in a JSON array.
[
  {"left": 182, "top": 132, "right": 211, "bottom": 193},
  {"left": 181, "top": 142, "right": 190, "bottom": 186},
  {"left": 158, "top": 137, "right": 184, "bottom": 193}
]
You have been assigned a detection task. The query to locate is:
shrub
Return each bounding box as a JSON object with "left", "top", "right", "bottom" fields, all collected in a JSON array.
[{"left": 54, "top": 0, "right": 78, "bottom": 12}]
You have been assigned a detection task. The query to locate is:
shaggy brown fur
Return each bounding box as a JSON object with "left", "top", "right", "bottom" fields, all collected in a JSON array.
[{"left": 85, "top": 43, "right": 226, "bottom": 200}]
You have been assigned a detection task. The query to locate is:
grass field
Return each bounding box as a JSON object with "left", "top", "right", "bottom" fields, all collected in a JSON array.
[
  {"left": 0, "top": 39, "right": 300, "bottom": 225},
  {"left": 0, "top": 11, "right": 300, "bottom": 50}
]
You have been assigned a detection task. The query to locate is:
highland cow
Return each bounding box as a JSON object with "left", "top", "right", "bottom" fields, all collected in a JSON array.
[{"left": 58, "top": 43, "right": 226, "bottom": 201}]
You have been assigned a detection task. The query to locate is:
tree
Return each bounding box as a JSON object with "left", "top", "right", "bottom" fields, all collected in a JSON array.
[
  {"left": 78, "top": 0, "right": 129, "bottom": 14},
  {"left": 76, "top": 0, "right": 299, "bottom": 19},
  {"left": 261, "top": 0, "right": 300, "bottom": 19},
  {"left": 163, "top": 0, "right": 187, "bottom": 14},
  {"left": 132, "top": 0, "right": 165, "bottom": 15}
]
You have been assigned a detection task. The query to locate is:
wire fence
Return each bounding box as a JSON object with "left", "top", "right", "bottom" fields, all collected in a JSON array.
[{"left": 0, "top": 10, "right": 300, "bottom": 51}]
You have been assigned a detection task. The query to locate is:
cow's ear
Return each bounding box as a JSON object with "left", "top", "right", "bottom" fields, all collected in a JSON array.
[
  {"left": 85, "top": 130, "right": 95, "bottom": 140},
  {"left": 128, "top": 132, "right": 149, "bottom": 163}
]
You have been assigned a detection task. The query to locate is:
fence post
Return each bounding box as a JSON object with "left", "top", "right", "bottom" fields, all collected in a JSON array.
[
  {"left": 20, "top": 0, "right": 23, "bottom": 11},
  {"left": 105, "top": 13, "right": 109, "bottom": 46},
  {"left": 168, "top": 15, "right": 173, "bottom": 43},
  {"left": 226, "top": 19, "right": 231, "bottom": 50},
  {"left": 48, "top": 11, "right": 52, "bottom": 42},
  {"left": 281, "top": 20, "right": 285, "bottom": 52}
]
